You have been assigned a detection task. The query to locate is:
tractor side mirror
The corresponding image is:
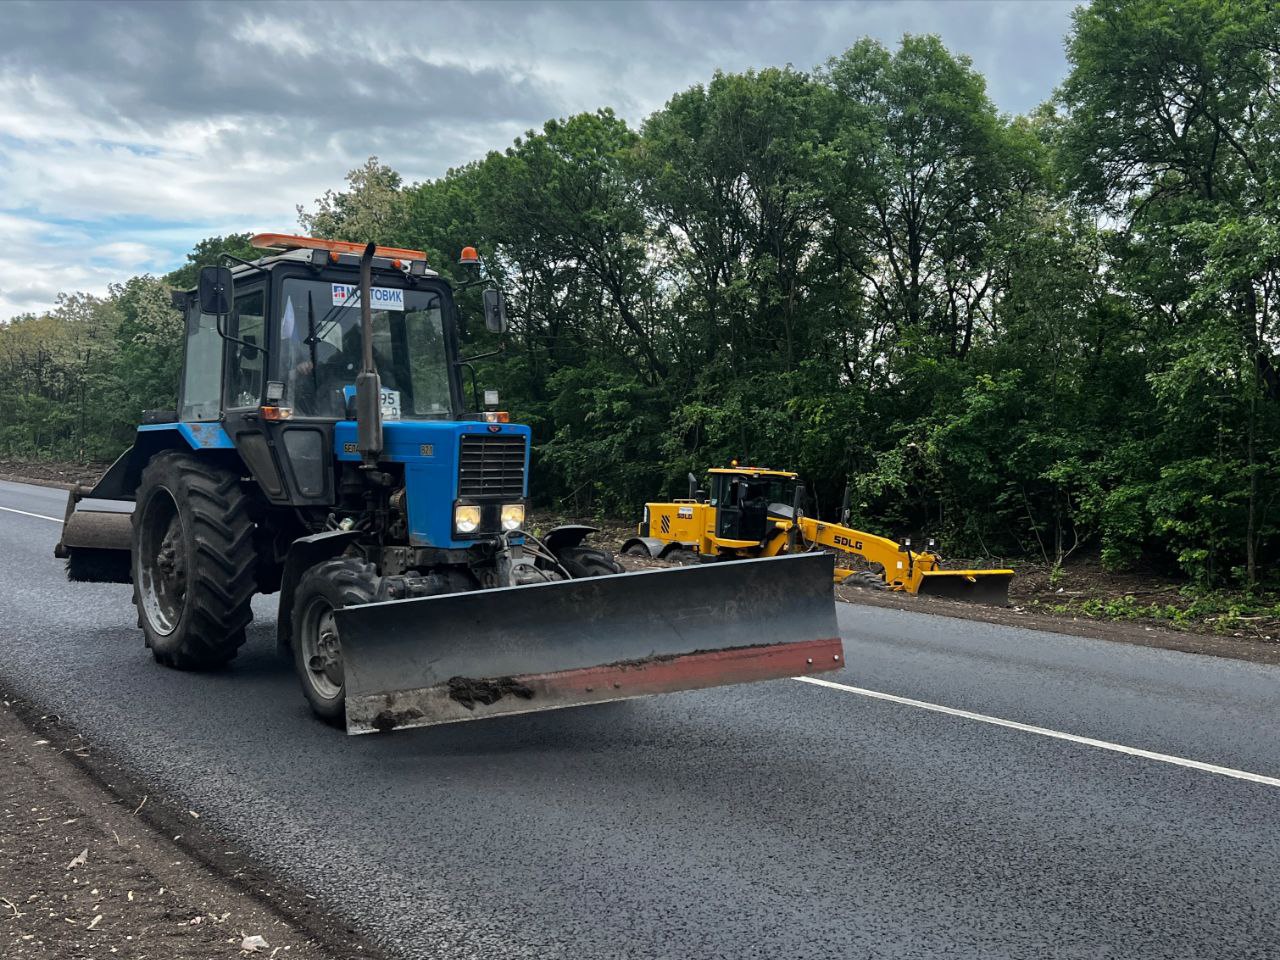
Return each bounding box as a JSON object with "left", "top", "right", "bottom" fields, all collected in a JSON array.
[
  {"left": 198, "top": 266, "right": 233, "bottom": 316},
  {"left": 482, "top": 288, "right": 508, "bottom": 334}
]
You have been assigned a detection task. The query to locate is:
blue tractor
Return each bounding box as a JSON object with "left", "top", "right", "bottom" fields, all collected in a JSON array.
[{"left": 56, "top": 234, "right": 842, "bottom": 733}]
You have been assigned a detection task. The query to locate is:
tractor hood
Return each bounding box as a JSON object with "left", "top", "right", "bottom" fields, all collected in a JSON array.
[{"left": 334, "top": 419, "right": 532, "bottom": 548}]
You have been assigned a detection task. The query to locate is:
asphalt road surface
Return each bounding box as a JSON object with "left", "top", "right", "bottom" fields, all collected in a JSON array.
[{"left": 2, "top": 476, "right": 1279, "bottom": 959}]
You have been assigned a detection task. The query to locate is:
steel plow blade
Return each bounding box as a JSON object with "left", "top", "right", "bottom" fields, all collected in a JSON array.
[
  {"left": 336, "top": 552, "right": 843, "bottom": 734},
  {"left": 915, "top": 569, "right": 1014, "bottom": 606}
]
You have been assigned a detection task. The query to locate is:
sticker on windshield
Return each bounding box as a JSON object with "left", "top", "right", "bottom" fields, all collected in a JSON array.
[
  {"left": 331, "top": 284, "right": 405, "bottom": 311},
  {"left": 380, "top": 387, "right": 401, "bottom": 421}
]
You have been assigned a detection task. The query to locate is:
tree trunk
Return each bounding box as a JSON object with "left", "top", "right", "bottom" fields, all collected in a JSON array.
[{"left": 1244, "top": 283, "right": 1260, "bottom": 588}]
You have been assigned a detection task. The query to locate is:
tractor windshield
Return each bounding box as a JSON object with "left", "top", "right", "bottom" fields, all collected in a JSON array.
[{"left": 278, "top": 278, "right": 453, "bottom": 419}]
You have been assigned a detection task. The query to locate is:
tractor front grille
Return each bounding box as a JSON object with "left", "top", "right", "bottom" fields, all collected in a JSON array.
[{"left": 458, "top": 434, "right": 527, "bottom": 499}]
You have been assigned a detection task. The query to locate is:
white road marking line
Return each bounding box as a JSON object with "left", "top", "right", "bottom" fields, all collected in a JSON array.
[
  {"left": 795, "top": 675, "right": 1280, "bottom": 788},
  {"left": 0, "top": 506, "right": 61, "bottom": 523}
]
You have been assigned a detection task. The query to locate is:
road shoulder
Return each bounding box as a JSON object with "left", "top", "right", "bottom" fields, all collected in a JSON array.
[{"left": 0, "top": 693, "right": 384, "bottom": 959}]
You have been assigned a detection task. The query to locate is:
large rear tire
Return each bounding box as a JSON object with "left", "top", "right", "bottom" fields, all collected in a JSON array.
[
  {"left": 132, "top": 452, "right": 257, "bottom": 669},
  {"left": 291, "top": 557, "right": 378, "bottom": 726}
]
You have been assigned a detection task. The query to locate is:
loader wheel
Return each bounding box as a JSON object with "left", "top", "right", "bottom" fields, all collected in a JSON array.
[
  {"left": 846, "top": 570, "right": 889, "bottom": 591},
  {"left": 556, "top": 546, "right": 624, "bottom": 578},
  {"left": 292, "top": 557, "right": 378, "bottom": 726},
  {"left": 663, "top": 547, "right": 699, "bottom": 565},
  {"left": 132, "top": 452, "right": 257, "bottom": 670}
]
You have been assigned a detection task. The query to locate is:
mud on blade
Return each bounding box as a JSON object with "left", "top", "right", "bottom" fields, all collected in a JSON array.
[{"left": 336, "top": 552, "right": 842, "bottom": 734}]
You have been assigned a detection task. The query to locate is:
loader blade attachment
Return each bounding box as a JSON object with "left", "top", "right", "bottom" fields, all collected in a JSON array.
[
  {"left": 914, "top": 569, "right": 1014, "bottom": 606},
  {"left": 337, "top": 552, "right": 842, "bottom": 734},
  {"left": 54, "top": 487, "right": 133, "bottom": 584}
]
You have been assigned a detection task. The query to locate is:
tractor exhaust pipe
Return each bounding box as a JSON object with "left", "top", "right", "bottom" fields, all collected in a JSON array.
[{"left": 355, "top": 241, "right": 382, "bottom": 466}]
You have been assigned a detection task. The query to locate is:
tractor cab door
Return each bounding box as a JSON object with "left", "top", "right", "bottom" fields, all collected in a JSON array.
[{"left": 220, "top": 282, "right": 335, "bottom": 508}]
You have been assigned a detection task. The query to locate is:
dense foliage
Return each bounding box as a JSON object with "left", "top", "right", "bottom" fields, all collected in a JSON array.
[{"left": 3, "top": 0, "right": 1279, "bottom": 587}]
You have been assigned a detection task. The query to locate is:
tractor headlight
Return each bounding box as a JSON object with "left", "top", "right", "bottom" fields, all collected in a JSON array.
[
  {"left": 454, "top": 504, "right": 482, "bottom": 535},
  {"left": 501, "top": 503, "right": 525, "bottom": 532}
]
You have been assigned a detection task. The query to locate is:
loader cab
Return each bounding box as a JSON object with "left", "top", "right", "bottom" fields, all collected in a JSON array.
[{"left": 708, "top": 467, "right": 799, "bottom": 544}]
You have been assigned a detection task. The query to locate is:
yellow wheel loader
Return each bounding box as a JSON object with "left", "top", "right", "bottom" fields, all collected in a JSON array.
[{"left": 624, "top": 466, "right": 1013, "bottom": 606}]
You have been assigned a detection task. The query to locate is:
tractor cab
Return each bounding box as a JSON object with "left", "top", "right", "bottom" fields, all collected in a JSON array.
[
  {"left": 175, "top": 234, "right": 473, "bottom": 508},
  {"left": 707, "top": 466, "right": 800, "bottom": 544}
]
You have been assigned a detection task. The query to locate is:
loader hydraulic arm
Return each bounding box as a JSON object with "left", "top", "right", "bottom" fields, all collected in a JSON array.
[
  {"left": 789, "top": 514, "right": 1013, "bottom": 603},
  {"left": 794, "top": 516, "right": 932, "bottom": 590}
]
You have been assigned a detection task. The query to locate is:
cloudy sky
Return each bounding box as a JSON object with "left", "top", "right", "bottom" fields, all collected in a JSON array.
[{"left": 0, "top": 0, "right": 1077, "bottom": 320}]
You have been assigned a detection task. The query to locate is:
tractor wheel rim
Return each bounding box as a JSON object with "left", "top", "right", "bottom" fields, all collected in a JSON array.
[
  {"left": 137, "top": 488, "right": 186, "bottom": 636},
  {"left": 302, "top": 598, "right": 343, "bottom": 701}
]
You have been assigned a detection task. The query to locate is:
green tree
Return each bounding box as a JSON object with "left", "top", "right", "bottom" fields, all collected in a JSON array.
[
  {"left": 164, "top": 234, "right": 259, "bottom": 289},
  {"left": 298, "top": 156, "right": 407, "bottom": 243},
  {"left": 1061, "top": 0, "right": 1280, "bottom": 585}
]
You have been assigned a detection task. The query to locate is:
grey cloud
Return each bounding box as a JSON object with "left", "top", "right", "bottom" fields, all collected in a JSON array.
[
  {"left": 2, "top": 1, "right": 1072, "bottom": 145},
  {"left": 443, "top": 0, "right": 1075, "bottom": 117},
  {"left": 1, "top": 1, "right": 562, "bottom": 132},
  {"left": 0, "top": 0, "right": 1076, "bottom": 321}
]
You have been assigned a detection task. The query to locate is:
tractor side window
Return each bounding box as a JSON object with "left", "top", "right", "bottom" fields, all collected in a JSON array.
[
  {"left": 180, "top": 306, "right": 222, "bottom": 421},
  {"left": 225, "top": 289, "right": 266, "bottom": 408}
]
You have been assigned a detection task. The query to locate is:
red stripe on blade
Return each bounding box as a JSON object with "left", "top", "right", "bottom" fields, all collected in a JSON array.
[{"left": 346, "top": 637, "right": 846, "bottom": 733}]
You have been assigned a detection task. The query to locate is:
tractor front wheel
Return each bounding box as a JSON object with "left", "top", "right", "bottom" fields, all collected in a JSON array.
[
  {"left": 132, "top": 452, "right": 257, "bottom": 669},
  {"left": 291, "top": 557, "right": 378, "bottom": 726}
]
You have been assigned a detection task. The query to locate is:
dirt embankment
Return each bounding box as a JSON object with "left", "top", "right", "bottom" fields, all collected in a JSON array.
[{"left": 0, "top": 460, "right": 108, "bottom": 490}]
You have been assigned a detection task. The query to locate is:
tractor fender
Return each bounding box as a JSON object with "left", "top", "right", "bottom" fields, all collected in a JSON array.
[
  {"left": 275, "top": 530, "right": 362, "bottom": 656},
  {"left": 87, "top": 423, "right": 237, "bottom": 501},
  {"left": 541, "top": 524, "right": 600, "bottom": 554},
  {"left": 620, "top": 536, "right": 666, "bottom": 558}
]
